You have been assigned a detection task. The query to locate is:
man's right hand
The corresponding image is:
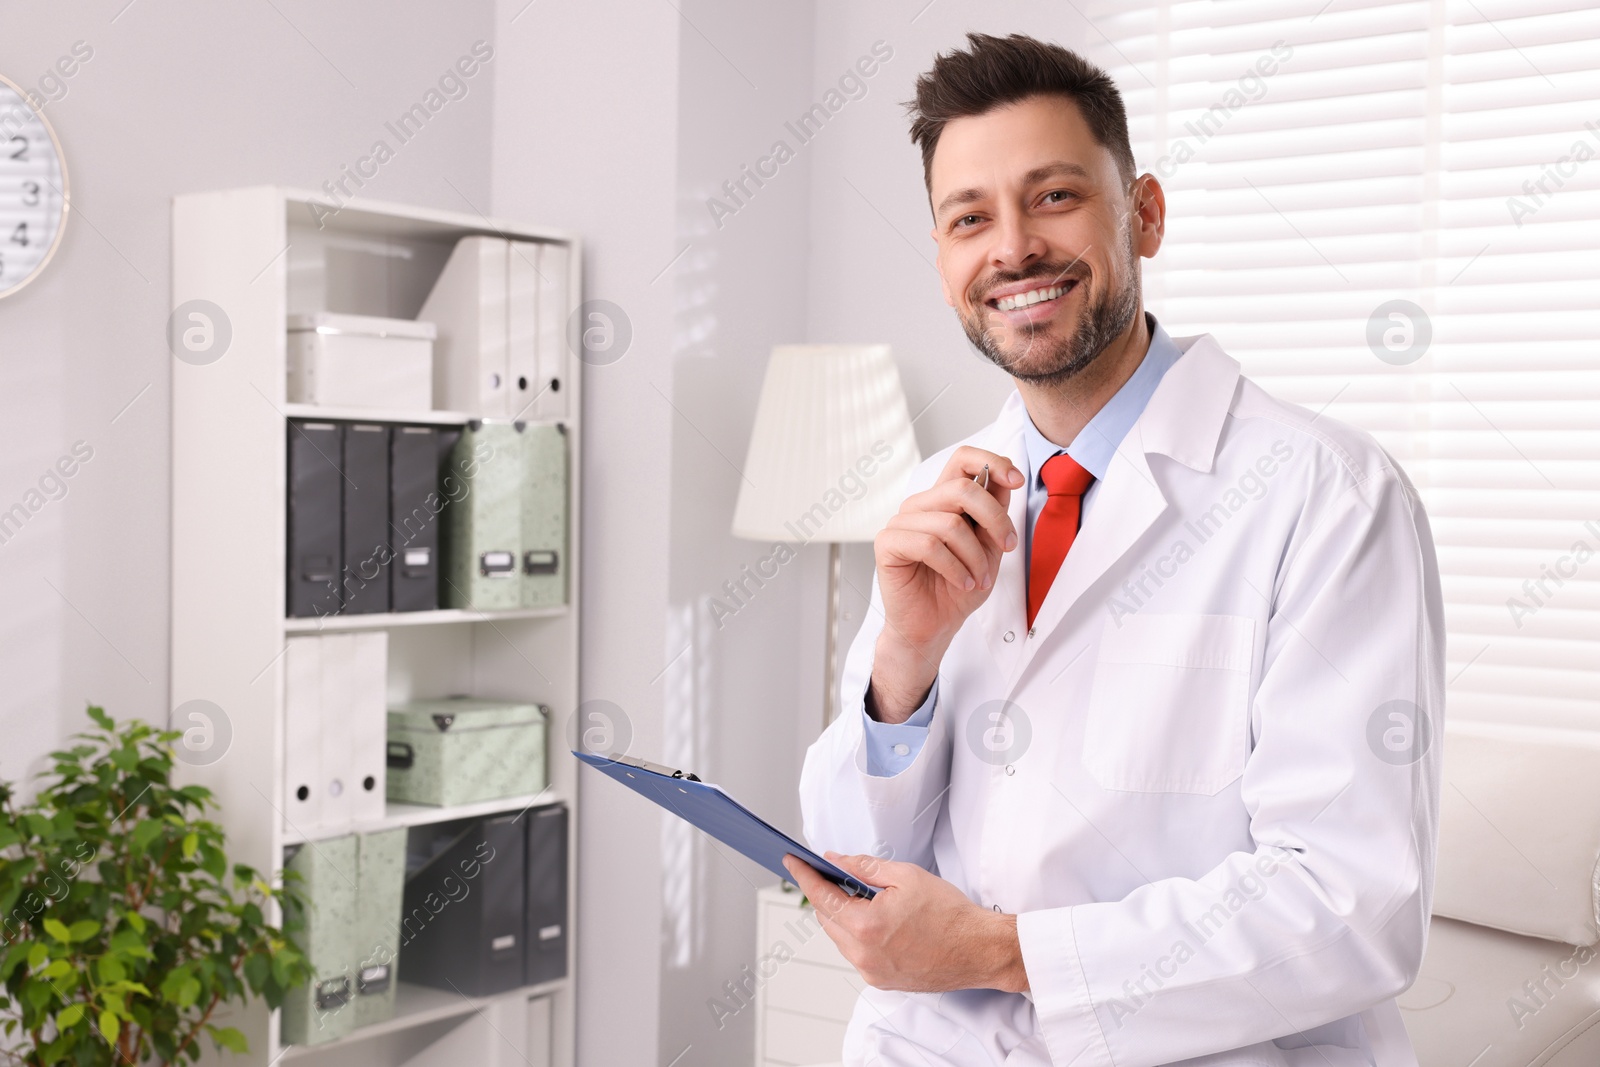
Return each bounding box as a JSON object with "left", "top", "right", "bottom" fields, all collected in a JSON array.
[{"left": 866, "top": 447, "right": 1023, "bottom": 724}]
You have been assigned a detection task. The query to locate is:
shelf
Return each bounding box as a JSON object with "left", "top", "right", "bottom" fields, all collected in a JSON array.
[
  {"left": 175, "top": 187, "right": 581, "bottom": 1067},
  {"left": 279, "top": 977, "right": 570, "bottom": 1059},
  {"left": 283, "top": 403, "right": 475, "bottom": 426},
  {"left": 285, "top": 605, "right": 568, "bottom": 632},
  {"left": 282, "top": 790, "right": 566, "bottom": 846}
]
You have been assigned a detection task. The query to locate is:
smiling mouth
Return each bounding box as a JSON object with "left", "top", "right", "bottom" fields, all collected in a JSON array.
[{"left": 988, "top": 279, "right": 1076, "bottom": 312}]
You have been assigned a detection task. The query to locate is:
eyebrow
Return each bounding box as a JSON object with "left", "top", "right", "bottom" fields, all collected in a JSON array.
[{"left": 934, "top": 161, "right": 1094, "bottom": 222}]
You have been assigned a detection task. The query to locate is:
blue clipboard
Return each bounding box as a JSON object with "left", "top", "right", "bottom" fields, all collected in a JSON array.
[{"left": 574, "top": 751, "right": 881, "bottom": 900}]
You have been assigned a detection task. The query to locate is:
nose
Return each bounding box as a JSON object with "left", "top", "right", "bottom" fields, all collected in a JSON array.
[{"left": 988, "top": 205, "right": 1048, "bottom": 274}]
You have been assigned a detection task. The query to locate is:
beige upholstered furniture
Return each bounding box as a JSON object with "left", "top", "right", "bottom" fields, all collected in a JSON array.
[{"left": 1402, "top": 722, "right": 1600, "bottom": 1064}]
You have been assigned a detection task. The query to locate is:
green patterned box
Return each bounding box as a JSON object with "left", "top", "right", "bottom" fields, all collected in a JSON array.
[
  {"left": 353, "top": 828, "right": 407, "bottom": 1028},
  {"left": 386, "top": 698, "right": 547, "bottom": 807},
  {"left": 443, "top": 421, "right": 522, "bottom": 611},
  {"left": 520, "top": 423, "right": 569, "bottom": 610},
  {"left": 281, "top": 835, "right": 359, "bottom": 1046}
]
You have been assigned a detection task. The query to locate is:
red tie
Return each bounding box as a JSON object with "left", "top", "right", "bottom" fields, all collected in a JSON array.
[{"left": 1027, "top": 453, "right": 1095, "bottom": 629}]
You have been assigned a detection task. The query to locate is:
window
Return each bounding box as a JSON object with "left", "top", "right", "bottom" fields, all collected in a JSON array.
[{"left": 1085, "top": 0, "right": 1600, "bottom": 726}]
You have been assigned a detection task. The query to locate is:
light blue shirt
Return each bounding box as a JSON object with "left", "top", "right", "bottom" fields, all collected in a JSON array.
[{"left": 862, "top": 313, "right": 1183, "bottom": 776}]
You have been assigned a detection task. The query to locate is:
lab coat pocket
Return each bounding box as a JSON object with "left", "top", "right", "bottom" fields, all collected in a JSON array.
[{"left": 1082, "top": 613, "right": 1254, "bottom": 795}]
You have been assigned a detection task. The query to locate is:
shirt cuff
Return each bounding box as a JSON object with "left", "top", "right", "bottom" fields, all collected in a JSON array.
[{"left": 861, "top": 678, "right": 938, "bottom": 778}]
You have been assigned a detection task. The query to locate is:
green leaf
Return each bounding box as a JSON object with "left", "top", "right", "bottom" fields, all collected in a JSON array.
[
  {"left": 109, "top": 928, "right": 144, "bottom": 954},
  {"left": 132, "top": 819, "right": 164, "bottom": 853},
  {"left": 124, "top": 910, "right": 146, "bottom": 934},
  {"left": 86, "top": 706, "right": 114, "bottom": 731},
  {"left": 210, "top": 1026, "right": 248, "bottom": 1054},
  {"left": 200, "top": 845, "right": 227, "bottom": 880},
  {"left": 98, "top": 1010, "right": 119, "bottom": 1044},
  {"left": 0, "top": 824, "right": 19, "bottom": 850},
  {"left": 42, "top": 959, "right": 72, "bottom": 980},
  {"left": 42, "top": 918, "right": 71, "bottom": 944},
  {"left": 159, "top": 967, "right": 190, "bottom": 1002},
  {"left": 177, "top": 976, "right": 201, "bottom": 1008},
  {"left": 181, "top": 832, "right": 199, "bottom": 859},
  {"left": 55, "top": 1003, "right": 86, "bottom": 1029},
  {"left": 27, "top": 943, "right": 48, "bottom": 970},
  {"left": 242, "top": 954, "right": 268, "bottom": 992},
  {"left": 1, "top": 941, "right": 30, "bottom": 977},
  {"left": 66, "top": 920, "right": 99, "bottom": 943},
  {"left": 97, "top": 955, "right": 126, "bottom": 984}
]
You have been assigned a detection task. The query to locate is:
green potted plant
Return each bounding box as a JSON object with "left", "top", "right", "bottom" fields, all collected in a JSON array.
[{"left": 0, "top": 706, "right": 309, "bottom": 1065}]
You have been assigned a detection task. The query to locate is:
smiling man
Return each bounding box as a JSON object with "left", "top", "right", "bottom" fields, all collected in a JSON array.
[{"left": 784, "top": 33, "right": 1444, "bottom": 1067}]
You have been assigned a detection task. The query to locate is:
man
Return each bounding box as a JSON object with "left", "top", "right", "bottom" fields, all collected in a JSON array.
[{"left": 783, "top": 33, "right": 1444, "bottom": 1067}]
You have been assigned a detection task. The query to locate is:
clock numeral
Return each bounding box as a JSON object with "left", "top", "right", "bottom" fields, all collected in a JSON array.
[
  {"left": 21, "top": 181, "right": 40, "bottom": 207},
  {"left": 9, "top": 223, "right": 26, "bottom": 247},
  {"left": 7, "top": 137, "right": 25, "bottom": 162}
]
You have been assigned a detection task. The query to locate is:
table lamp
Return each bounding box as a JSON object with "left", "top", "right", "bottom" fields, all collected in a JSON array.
[{"left": 732, "top": 344, "right": 922, "bottom": 731}]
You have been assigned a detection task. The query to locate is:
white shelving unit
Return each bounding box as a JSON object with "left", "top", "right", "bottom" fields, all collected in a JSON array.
[{"left": 170, "top": 186, "right": 581, "bottom": 1067}]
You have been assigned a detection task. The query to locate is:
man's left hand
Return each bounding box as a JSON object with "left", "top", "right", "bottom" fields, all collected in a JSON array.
[{"left": 781, "top": 852, "right": 1029, "bottom": 994}]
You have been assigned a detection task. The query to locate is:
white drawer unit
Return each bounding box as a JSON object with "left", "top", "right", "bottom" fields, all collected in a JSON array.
[{"left": 754, "top": 884, "right": 859, "bottom": 1067}]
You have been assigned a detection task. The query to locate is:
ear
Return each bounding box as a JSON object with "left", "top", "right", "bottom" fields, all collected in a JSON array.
[{"left": 1130, "top": 174, "right": 1167, "bottom": 260}]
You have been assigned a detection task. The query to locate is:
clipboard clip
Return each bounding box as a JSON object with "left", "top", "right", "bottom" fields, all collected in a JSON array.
[{"left": 604, "top": 753, "right": 702, "bottom": 783}]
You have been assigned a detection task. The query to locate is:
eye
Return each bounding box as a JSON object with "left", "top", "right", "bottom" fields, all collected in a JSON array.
[
  {"left": 1042, "top": 189, "right": 1076, "bottom": 206},
  {"left": 953, "top": 214, "right": 982, "bottom": 229}
]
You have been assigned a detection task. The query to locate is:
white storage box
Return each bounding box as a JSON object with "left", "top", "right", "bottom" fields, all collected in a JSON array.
[{"left": 286, "top": 312, "right": 435, "bottom": 409}]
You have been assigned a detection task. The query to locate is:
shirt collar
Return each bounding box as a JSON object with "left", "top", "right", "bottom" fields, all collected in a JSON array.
[{"left": 1021, "top": 311, "right": 1182, "bottom": 486}]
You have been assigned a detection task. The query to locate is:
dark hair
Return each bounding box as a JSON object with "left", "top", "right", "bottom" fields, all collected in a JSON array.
[{"left": 906, "top": 33, "right": 1135, "bottom": 194}]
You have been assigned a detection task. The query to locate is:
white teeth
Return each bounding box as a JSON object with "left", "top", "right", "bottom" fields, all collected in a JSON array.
[{"left": 995, "top": 284, "right": 1066, "bottom": 312}]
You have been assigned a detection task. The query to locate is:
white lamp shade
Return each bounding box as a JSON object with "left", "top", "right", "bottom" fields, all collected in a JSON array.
[{"left": 732, "top": 344, "right": 922, "bottom": 543}]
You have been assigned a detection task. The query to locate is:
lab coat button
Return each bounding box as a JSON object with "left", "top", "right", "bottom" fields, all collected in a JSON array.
[
  {"left": 1005, "top": 764, "right": 1016, "bottom": 776},
  {"left": 892, "top": 743, "right": 909, "bottom": 757},
  {"left": 1003, "top": 631, "right": 1015, "bottom": 643},
  {"left": 1027, "top": 627, "right": 1036, "bottom": 638}
]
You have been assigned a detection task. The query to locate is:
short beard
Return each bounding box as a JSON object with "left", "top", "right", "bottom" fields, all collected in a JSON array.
[{"left": 961, "top": 237, "right": 1141, "bottom": 387}]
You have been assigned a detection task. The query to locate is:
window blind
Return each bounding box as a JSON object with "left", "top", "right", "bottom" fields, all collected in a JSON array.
[{"left": 1083, "top": 0, "right": 1600, "bottom": 727}]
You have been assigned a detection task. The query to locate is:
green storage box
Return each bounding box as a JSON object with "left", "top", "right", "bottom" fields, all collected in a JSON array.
[
  {"left": 386, "top": 698, "right": 548, "bottom": 807},
  {"left": 281, "top": 835, "right": 359, "bottom": 1046},
  {"left": 352, "top": 828, "right": 407, "bottom": 1028},
  {"left": 443, "top": 421, "right": 522, "bottom": 611},
  {"left": 520, "top": 422, "right": 569, "bottom": 610}
]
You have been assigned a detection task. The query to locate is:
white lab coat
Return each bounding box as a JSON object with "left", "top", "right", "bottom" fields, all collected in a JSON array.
[{"left": 799, "top": 332, "right": 1445, "bottom": 1067}]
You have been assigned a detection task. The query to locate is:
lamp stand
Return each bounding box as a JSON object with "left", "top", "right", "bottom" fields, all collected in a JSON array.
[{"left": 822, "top": 541, "right": 842, "bottom": 732}]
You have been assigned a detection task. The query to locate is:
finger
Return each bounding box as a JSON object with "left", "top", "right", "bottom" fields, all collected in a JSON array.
[
  {"left": 782, "top": 855, "right": 853, "bottom": 919},
  {"left": 825, "top": 851, "right": 903, "bottom": 888},
  {"left": 939, "top": 478, "right": 1019, "bottom": 553},
  {"left": 875, "top": 527, "right": 978, "bottom": 591},
  {"left": 885, "top": 512, "right": 992, "bottom": 588},
  {"left": 939, "top": 447, "right": 1026, "bottom": 493}
]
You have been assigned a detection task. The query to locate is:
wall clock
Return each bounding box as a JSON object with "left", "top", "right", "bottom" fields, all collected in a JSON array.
[{"left": 0, "top": 72, "right": 69, "bottom": 299}]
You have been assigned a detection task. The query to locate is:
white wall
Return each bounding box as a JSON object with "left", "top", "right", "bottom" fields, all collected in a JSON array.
[
  {"left": 662, "top": 2, "right": 819, "bottom": 1063},
  {"left": 490, "top": 2, "right": 682, "bottom": 1063},
  {"left": 0, "top": 1, "right": 496, "bottom": 785}
]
